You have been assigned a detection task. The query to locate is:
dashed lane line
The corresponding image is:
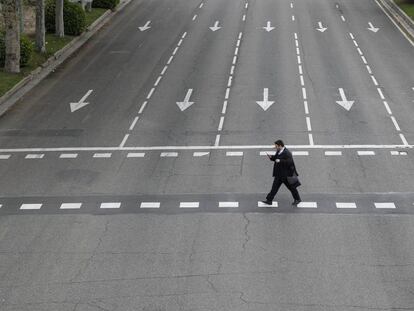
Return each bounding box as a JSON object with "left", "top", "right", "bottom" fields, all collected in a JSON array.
[{"left": 100, "top": 202, "right": 121, "bottom": 209}]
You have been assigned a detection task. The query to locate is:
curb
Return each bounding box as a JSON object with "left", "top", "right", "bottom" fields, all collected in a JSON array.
[
  {"left": 0, "top": 0, "right": 132, "bottom": 117},
  {"left": 376, "top": 0, "right": 414, "bottom": 42}
]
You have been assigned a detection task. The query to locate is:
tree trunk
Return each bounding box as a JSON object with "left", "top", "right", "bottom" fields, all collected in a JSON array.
[
  {"left": 17, "top": 0, "right": 24, "bottom": 33},
  {"left": 35, "top": 0, "right": 46, "bottom": 53},
  {"left": 3, "top": 0, "right": 21, "bottom": 73},
  {"left": 55, "top": 0, "right": 64, "bottom": 37}
]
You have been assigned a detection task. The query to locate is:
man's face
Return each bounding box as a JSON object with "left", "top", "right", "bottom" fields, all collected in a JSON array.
[{"left": 275, "top": 144, "right": 282, "bottom": 151}]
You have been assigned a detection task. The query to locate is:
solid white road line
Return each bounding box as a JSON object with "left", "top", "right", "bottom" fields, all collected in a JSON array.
[
  {"left": 297, "top": 202, "right": 317, "bottom": 208},
  {"left": 219, "top": 202, "right": 239, "bottom": 208},
  {"left": 60, "top": 203, "right": 82, "bottom": 209},
  {"left": 20, "top": 204, "right": 42, "bottom": 210},
  {"left": 25, "top": 154, "right": 44, "bottom": 159},
  {"left": 258, "top": 201, "right": 278, "bottom": 207},
  {"left": 140, "top": 202, "right": 160, "bottom": 208},
  {"left": 0, "top": 154, "right": 11, "bottom": 159},
  {"left": 374, "top": 202, "right": 396, "bottom": 209},
  {"left": 325, "top": 151, "right": 342, "bottom": 156},
  {"left": 226, "top": 151, "right": 243, "bottom": 156},
  {"left": 127, "top": 152, "right": 146, "bottom": 158},
  {"left": 160, "top": 152, "right": 178, "bottom": 157},
  {"left": 129, "top": 117, "right": 139, "bottom": 131},
  {"left": 357, "top": 151, "right": 375, "bottom": 155},
  {"left": 93, "top": 153, "right": 112, "bottom": 158},
  {"left": 100, "top": 202, "right": 121, "bottom": 209},
  {"left": 193, "top": 152, "right": 210, "bottom": 157},
  {"left": 180, "top": 202, "right": 199, "bottom": 208},
  {"left": 59, "top": 153, "right": 78, "bottom": 159},
  {"left": 336, "top": 202, "right": 357, "bottom": 209}
]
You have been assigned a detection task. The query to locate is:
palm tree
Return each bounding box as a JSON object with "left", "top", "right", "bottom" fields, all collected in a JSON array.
[
  {"left": 55, "top": 0, "right": 64, "bottom": 37},
  {"left": 2, "top": 0, "right": 21, "bottom": 73},
  {"left": 35, "top": 0, "right": 46, "bottom": 53}
]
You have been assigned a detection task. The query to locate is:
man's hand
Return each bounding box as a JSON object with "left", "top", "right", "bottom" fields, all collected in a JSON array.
[{"left": 275, "top": 159, "right": 281, "bottom": 163}]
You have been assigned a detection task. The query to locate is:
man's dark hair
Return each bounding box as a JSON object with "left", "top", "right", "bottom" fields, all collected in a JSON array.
[{"left": 274, "top": 140, "right": 284, "bottom": 147}]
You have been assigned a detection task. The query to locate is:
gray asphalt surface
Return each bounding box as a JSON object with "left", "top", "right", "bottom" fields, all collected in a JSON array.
[{"left": 1, "top": 0, "right": 414, "bottom": 309}]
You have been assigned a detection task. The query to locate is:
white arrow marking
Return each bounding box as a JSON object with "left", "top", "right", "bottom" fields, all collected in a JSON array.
[
  {"left": 176, "top": 89, "right": 194, "bottom": 111},
  {"left": 70, "top": 90, "right": 93, "bottom": 112},
  {"left": 263, "top": 21, "right": 275, "bottom": 32},
  {"left": 316, "top": 21, "right": 327, "bottom": 32},
  {"left": 336, "top": 88, "right": 354, "bottom": 111},
  {"left": 139, "top": 21, "right": 151, "bottom": 31},
  {"left": 367, "top": 22, "right": 379, "bottom": 33},
  {"left": 256, "top": 88, "right": 275, "bottom": 111},
  {"left": 209, "top": 21, "right": 221, "bottom": 32}
]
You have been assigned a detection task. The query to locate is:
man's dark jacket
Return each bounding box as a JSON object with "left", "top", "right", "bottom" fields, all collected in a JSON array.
[{"left": 270, "top": 148, "right": 298, "bottom": 178}]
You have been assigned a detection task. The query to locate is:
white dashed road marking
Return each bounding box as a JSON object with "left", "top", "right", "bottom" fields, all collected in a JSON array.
[
  {"left": 100, "top": 202, "right": 121, "bottom": 209},
  {"left": 180, "top": 202, "right": 199, "bottom": 208},
  {"left": 160, "top": 152, "right": 178, "bottom": 157},
  {"left": 357, "top": 151, "right": 375, "bottom": 156},
  {"left": 375, "top": 202, "right": 396, "bottom": 209},
  {"left": 297, "top": 202, "right": 317, "bottom": 208},
  {"left": 60, "top": 203, "right": 82, "bottom": 209},
  {"left": 20, "top": 204, "right": 42, "bottom": 210},
  {"left": 336, "top": 202, "right": 357, "bottom": 209},
  {"left": 25, "top": 154, "right": 44, "bottom": 159},
  {"left": 219, "top": 202, "right": 239, "bottom": 208},
  {"left": 258, "top": 201, "right": 278, "bottom": 207},
  {"left": 127, "top": 152, "right": 146, "bottom": 158},
  {"left": 140, "top": 202, "right": 160, "bottom": 208},
  {"left": 59, "top": 153, "right": 78, "bottom": 159},
  {"left": 93, "top": 153, "right": 112, "bottom": 158}
]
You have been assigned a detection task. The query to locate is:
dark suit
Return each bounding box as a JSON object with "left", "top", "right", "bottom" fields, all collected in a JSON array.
[{"left": 266, "top": 148, "right": 301, "bottom": 202}]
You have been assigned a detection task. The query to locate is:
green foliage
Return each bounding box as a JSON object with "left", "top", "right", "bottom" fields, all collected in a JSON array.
[
  {"left": 0, "top": 33, "right": 33, "bottom": 67},
  {"left": 45, "top": 0, "right": 86, "bottom": 36},
  {"left": 92, "top": 0, "right": 119, "bottom": 11}
]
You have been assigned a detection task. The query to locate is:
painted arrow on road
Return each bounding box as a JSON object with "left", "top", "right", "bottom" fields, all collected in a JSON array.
[
  {"left": 263, "top": 21, "right": 275, "bottom": 32},
  {"left": 209, "top": 21, "right": 222, "bottom": 32},
  {"left": 139, "top": 21, "right": 151, "bottom": 31},
  {"left": 256, "top": 88, "right": 275, "bottom": 111},
  {"left": 316, "top": 21, "right": 327, "bottom": 32},
  {"left": 176, "top": 89, "right": 194, "bottom": 111},
  {"left": 70, "top": 90, "right": 93, "bottom": 112},
  {"left": 336, "top": 88, "right": 354, "bottom": 111},
  {"left": 367, "top": 22, "right": 379, "bottom": 33}
]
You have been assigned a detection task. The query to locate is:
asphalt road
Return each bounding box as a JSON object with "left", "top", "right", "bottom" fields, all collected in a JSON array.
[{"left": 1, "top": 0, "right": 414, "bottom": 309}]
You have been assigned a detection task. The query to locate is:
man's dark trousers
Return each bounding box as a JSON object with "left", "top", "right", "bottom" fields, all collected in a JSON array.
[{"left": 266, "top": 178, "right": 301, "bottom": 202}]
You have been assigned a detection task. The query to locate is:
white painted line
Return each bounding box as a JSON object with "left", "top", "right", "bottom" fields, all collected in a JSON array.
[
  {"left": 234, "top": 47, "right": 239, "bottom": 56},
  {"left": 237, "top": 40, "right": 241, "bottom": 47},
  {"left": 222, "top": 101, "right": 228, "bottom": 114},
  {"left": 180, "top": 202, "right": 199, "bottom": 208},
  {"left": 226, "top": 151, "right": 243, "bottom": 156},
  {"left": 232, "top": 56, "right": 237, "bottom": 65},
  {"left": 161, "top": 66, "right": 168, "bottom": 75},
  {"left": 60, "top": 203, "right": 82, "bottom": 209},
  {"left": 199, "top": 3, "right": 203, "bottom": 8},
  {"left": 357, "top": 151, "right": 375, "bottom": 155},
  {"left": 227, "top": 76, "right": 232, "bottom": 87},
  {"left": 127, "top": 152, "right": 145, "bottom": 158},
  {"left": 353, "top": 40, "right": 358, "bottom": 47},
  {"left": 129, "top": 116, "right": 139, "bottom": 131},
  {"left": 302, "top": 87, "right": 307, "bottom": 99},
  {"left": 239, "top": 32, "right": 243, "bottom": 39},
  {"left": 300, "top": 75, "right": 305, "bottom": 86},
  {"left": 219, "top": 202, "right": 239, "bottom": 208},
  {"left": 258, "top": 201, "right": 278, "bottom": 207},
  {"left": 400, "top": 151, "right": 407, "bottom": 155},
  {"left": 400, "top": 134, "right": 409, "bottom": 146},
  {"left": 147, "top": 88, "right": 155, "bottom": 99},
  {"left": 100, "top": 202, "right": 121, "bottom": 209},
  {"left": 243, "top": 14, "right": 246, "bottom": 21},
  {"left": 182, "top": 32, "right": 187, "bottom": 39},
  {"left": 59, "top": 153, "right": 78, "bottom": 159},
  {"left": 357, "top": 48, "right": 363, "bottom": 55},
  {"left": 167, "top": 56, "right": 174, "bottom": 64},
  {"left": 361, "top": 56, "right": 368, "bottom": 64},
  {"left": 0, "top": 154, "right": 11, "bottom": 159},
  {"left": 230, "top": 65, "right": 235, "bottom": 75},
  {"left": 260, "top": 151, "right": 275, "bottom": 156},
  {"left": 177, "top": 39, "right": 183, "bottom": 46},
  {"left": 192, "top": 14, "right": 197, "bottom": 21},
  {"left": 297, "top": 55, "right": 301, "bottom": 64},
  {"left": 292, "top": 15, "right": 295, "bottom": 21},
  {"left": 0, "top": 204, "right": 2, "bottom": 208},
  {"left": 193, "top": 152, "right": 210, "bottom": 157},
  {"left": 366, "top": 65, "right": 372, "bottom": 74},
  {"left": 225, "top": 88, "right": 230, "bottom": 99},
  {"left": 218, "top": 116, "right": 225, "bottom": 131},
  {"left": 119, "top": 134, "right": 129, "bottom": 148},
  {"left": 138, "top": 101, "right": 147, "bottom": 114},
  {"left": 349, "top": 33, "right": 355, "bottom": 39},
  {"left": 245, "top": 2, "right": 248, "bottom": 8},
  {"left": 290, "top": 2, "right": 293, "bottom": 8},
  {"left": 308, "top": 134, "right": 314, "bottom": 145},
  {"left": 377, "top": 88, "right": 385, "bottom": 100},
  {"left": 214, "top": 134, "right": 221, "bottom": 146},
  {"left": 296, "top": 47, "right": 300, "bottom": 55},
  {"left": 391, "top": 116, "right": 401, "bottom": 131},
  {"left": 294, "top": 33, "right": 298, "bottom": 39},
  {"left": 25, "top": 154, "right": 44, "bottom": 159},
  {"left": 173, "top": 47, "right": 179, "bottom": 55},
  {"left": 297, "top": 202, "right": 317, "bottom": 208},
  {"left": 374, "top": 202, "right": 396, "bottom": 209},
  {"left": 140, "top": 202, "right": 160, "bottom": 208},
  {"left": 306, "top": 117, "right": 312, "bottom": 131},
  {"left": 292, "top": 151, "right": 309, "bottom": 156},
  {"left": 325, "top": 151, "right": 342, "bottom": 156},
  {"left": 371, "top": 75, "right": 378, "bottom": 86},
  {"left": 304, "top": 101, "right": 309, "bottom": 114},
  {"left": 336, "top": 202, "right": 357, "bottom": 209},
  {"left": 383, "top": 101, "right": 392, "bottom": 115},
  {"left": 341, "top": 15, "right": 346, "bottom": 22},
  {"left": 93, "top": 153, "right": 112, "bottom": 158},
  {"left": 298, "top": 65, "right": 303, "bottom": 75},
  {"left": 160, "top": 152, "right": 178, "bottom": 157},
  {"left": 20, "top": 204, "right": 42, "bottom": 210},
  {"left": 295, "top": 40, "right": 299, "bottom": 47},
  {"left": 390, "top": 150, "right": 400, "bottom": 155},
  {"left": 154, "top": 76, "right": 162, "bottom": 87}
]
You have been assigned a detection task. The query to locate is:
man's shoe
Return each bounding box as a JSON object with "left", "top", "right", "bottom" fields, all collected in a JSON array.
[
  {"left": 292, "top": 199, "right": 301, "bottom": 206},
  {"left": 261, "top": 200, "right": 273, "bottom": 206}
]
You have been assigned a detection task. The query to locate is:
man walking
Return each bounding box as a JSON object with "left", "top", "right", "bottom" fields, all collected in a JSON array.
[{"left": 262, "top": 140, "right": 302, "bottom": 206}]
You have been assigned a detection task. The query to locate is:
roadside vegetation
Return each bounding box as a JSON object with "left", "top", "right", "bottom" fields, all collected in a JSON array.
[
  {"left": 0, "top": 0, "right": 115, "bottom": 97},
  {"left": 396, "top": 0, "right": 414, "bottom": 19}
]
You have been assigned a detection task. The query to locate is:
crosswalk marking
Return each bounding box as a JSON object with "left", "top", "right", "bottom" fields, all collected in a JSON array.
[
  {"left": 258, "top": 201, "right": 278, "bottom": 207},
  {"left": 336, "top": 202, "right": 357, "bottom": 208},
  {"left": 0, "top": 155, "right": 11, "bottom": 159},
  {"left": 180, "top": 202, "right": 199, "bottom": 208},
  {"left": 93, "top": 153, "right": 112, "bottom": 158},
  {"left": 160, "top": 152, "right": 178, "bottom": 157},
  {"left": 25, "top": 154, "right": 44, "bottom": 159},
  {"left": 374, "top": 202, "right": 396, "bottom": 209},
  {"left": 100, "top": 202, "right": 121, "bottom": 208},
  {"left": 59, "top": 153, "right": 78, "bottom": 159},
  {"left": 219, "top": 202, "right": 239, "bottom": 208},
  {"left": 140, "top": 202, "right": 160, "bottom": 208},
  {"left": 127, "top": 153, "right": 146, "bottom": 158},
  {"left": 297, "top": 202, "right": 317, "bottom": 208},
  {"left": 357, "top": 151, "right": 375, "bottom": 156},
  {"left": 60, "top": 203, "right": 82, "bottom": 209},
  {"left": 20, "top": 204, "right": 42, "bottom": 210}
]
